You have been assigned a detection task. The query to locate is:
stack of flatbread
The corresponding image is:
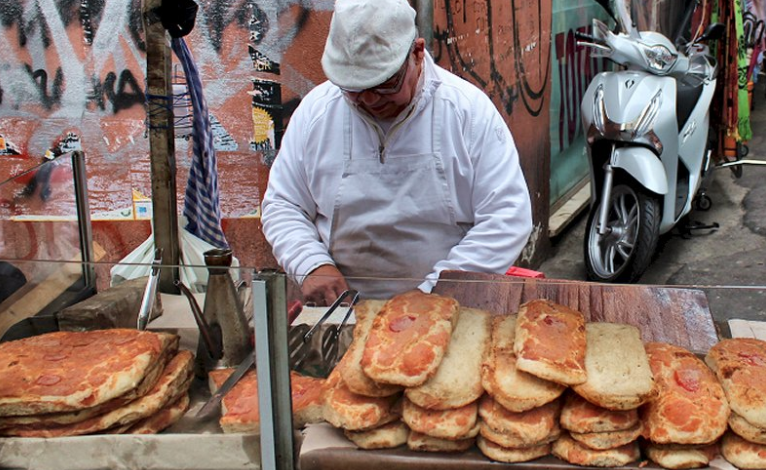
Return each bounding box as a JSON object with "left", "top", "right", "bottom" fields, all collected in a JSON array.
[
  {"left": 326, "top": 295, "right": 653, "bottom": 465},
  {"left": 207, "top": 368, "right": 326, "bottom": 433},
  {"left": 479, "top": 301, "right": 648, "bottom": 466},
  {"left": 706, "top": 338, "right": 766, "bottom": 469},
  {"left": 0, "top": 328, "right": 192, "bottom": 437},
  {"left": 551, "top": 320, "right": 654, "bottom": 467},
  {"left": 327, "top": 291, "right": 469, "bottom": 450},
  {"left": 477, "top": 312, "right": 564, "bottom": 462},
  {"left": 325, "top": 299, "right": 404, "bottom": 448},
  {"left": 323, "top": 293, "right": 766, "bottom": 469},
  {"left": 402, "top": 306, "right": 489, "bottom": 452},
  {"left": 638, "top": 342, "right": 727, "bottom": 469}
]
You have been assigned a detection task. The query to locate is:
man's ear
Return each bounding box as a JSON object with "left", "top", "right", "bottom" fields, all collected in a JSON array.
[{"left": 414, "top": 38, "right": 426, "bottom": 59}]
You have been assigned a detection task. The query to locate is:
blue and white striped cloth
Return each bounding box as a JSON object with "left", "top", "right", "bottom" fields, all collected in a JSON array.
[{"left": 171, "top": 37, "right": 229, "bottom": 249}]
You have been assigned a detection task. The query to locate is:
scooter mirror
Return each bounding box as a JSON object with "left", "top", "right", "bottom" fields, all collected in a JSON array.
[
  {"left": 594, "top": 0, "right": 611, "bottom": 13},
  {"left": 594, "top": 0, "right": 620, "bottom": 29},
  {"left": 698, "top": 22, "right": 725, "bottom": 42}
]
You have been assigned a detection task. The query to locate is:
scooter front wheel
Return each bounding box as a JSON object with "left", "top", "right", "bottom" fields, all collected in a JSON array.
[{"left": 584, "top": 183, "right": 661, "bottom": 283}]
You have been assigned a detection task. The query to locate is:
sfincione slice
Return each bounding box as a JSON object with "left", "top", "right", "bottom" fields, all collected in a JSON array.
[
  {"left": 361, "top": 290, "right": 459, "bottom": 387},
  {"left": 514, "top": 299, "right": 587, "bottom": 386}
]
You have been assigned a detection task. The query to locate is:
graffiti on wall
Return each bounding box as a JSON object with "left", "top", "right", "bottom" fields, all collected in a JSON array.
[
  {"left": 0, "top": 0, "right": 330, "bottom": 203},
  {"left": 247, "top": 0, "right": 283, "bottom": 164},
  {"left": 0, "top": 0, "right": 334, "bottom": 271},
  {"left": 432, "top": 0, "right": 551, "bottom": 118}
]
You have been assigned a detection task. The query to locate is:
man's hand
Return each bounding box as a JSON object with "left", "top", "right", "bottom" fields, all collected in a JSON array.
[{"left": 301, "top": 265, "right": 349, "bottom": 306}]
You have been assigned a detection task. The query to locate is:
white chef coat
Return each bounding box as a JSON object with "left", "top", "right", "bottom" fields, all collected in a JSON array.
[{"left": 261, "top": 51, "right": 533, "bottom": 299}]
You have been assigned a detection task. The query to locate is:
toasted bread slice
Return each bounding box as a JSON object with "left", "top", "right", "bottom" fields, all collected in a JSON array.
[
  {"left": 337, "top": 300, "right": 402, "bottom": 397},
  {"left": 405, "top": 307, "right": 490, "bottom": 409},
  {"left": 407, "top": 430, "right": 474, "bottom": 452},
  {"left": 552, "top": 434, "right": 640, "bottom": 467},
  {"left": 401, "top": 397, "right": 478, "bottom": 440},
  {"left": 560, "top": 392, "right": 639, "bottom": 434},
  {"left": 721, "top": 431, "right": 766, "bottom": 469},
  {"left": 572, "top": 323, "right": 656, "bottom": 410},
  {"left": 643, "top": 342, "right": 729, "bottom": 445},
  {"left": 569, "top": 422, "right": 641, "bottom": 450},
  {"left": 361, "top": 291, "right": 459, "bottom": 387},
  {"left": 514, "top": 300, "right": 587, "bottom": 386},
  {"left": 644, "top": 442, "right": 718, "bottom": 470},
  {"left": 730, "top": 411, "right": 766, "bottom": 445},
  {"left": 479, "top": 420, "right": 561, "bottom": 449},
  {"left": 478, "top": 394, "right": 561, "bottom": 447},
  {"left": 344, "top": 420, "right": 409, "bottom": 449},
  {"left": 706, "top": 338, "right": 766, "bottom": 428},
  {"left": 323, "top": 371, "right": 400, "bottom": 431},
  {"left": 477, "top": 436, "right": 550, "bottom": 463},
  {"left": 482, "top": 315, "right": 565, "bottom": 412}
]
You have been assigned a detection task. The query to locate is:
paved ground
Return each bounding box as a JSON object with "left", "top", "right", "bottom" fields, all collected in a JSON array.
[{"left": 539, "top": 79, "right": 766, "bottom": 326}]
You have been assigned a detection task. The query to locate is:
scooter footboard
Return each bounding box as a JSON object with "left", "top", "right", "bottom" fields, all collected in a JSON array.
[{"left": 612, "top": 147, "right": 668, "bottom": 195}]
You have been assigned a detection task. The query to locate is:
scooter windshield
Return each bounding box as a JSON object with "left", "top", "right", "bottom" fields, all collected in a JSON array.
[{"left": 628, "top": 0, "right": 689, "bottom": 39}]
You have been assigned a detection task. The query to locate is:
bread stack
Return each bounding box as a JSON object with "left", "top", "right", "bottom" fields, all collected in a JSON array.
[
  {"left": 326, "top": 299, "right": 407, "bottom": 448},
  {"left": 327, "top": 291, "right": 491, "bottom": 451},
  {"left": 706, "top": 338, "right": 766, "bottom": 469},
  {"left": 0, "top": 329, "right": 193, "bottom": 436},
  {"left": 550, "top": 322, "right": 654, "bottom": 466},
  {"left": 500, "top": 303, "right": 650, "bottom": 467},
  {"left": 639, "top": 342, "right": 727, "bottom": 469},
  {"left": 327, "top": 295, "right": 654, "bottom": 466},
  {"left": 402, "top": 306, "right": 490, "bottom": 452},
  {"left": 558, "top": 393, "right": 643, "bottom": 462},
  {"left": 478, "top": 312, "right": 564, "bottom": 462}
]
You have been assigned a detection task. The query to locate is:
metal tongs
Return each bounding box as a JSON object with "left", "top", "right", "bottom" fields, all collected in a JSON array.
[
  {"left": 137, "top": 249, "right": 162, "bottom": 331},
  {"left": 288, "top": 290, "right": 359, "bottom": 370}
]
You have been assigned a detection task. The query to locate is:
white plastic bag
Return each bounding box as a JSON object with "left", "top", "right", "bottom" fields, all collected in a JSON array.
[{"left": 110, "top": 221, "right": 239, "bottom": 293}]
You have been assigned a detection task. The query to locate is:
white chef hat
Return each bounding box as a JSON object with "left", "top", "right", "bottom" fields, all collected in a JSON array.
[{"left": 321, "top": 0, "right": 418, "bottom": 90}]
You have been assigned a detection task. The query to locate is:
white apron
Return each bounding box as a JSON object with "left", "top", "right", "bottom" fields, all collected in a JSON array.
[{"left": 328, "top": 102, "right": 465, "bottom": 299}]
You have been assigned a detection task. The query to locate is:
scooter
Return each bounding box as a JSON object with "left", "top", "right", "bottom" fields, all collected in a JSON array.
[{"left": 576, "top": 0, "right": 725, "bottom": 283}]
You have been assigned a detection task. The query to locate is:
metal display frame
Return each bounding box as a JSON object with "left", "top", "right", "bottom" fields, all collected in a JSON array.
[{"left": 253, "top": 269, "right": 295, "bottom": 470}]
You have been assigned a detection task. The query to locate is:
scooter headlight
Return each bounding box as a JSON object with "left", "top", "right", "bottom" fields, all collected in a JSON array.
[
  {"left": 634, "top": 89, "right": 662, "bottom": 137},
  {"left": 638, "top": 43, "right": 677, "bottom": 73},
  {"left": 592, "top": 84, "right": 606, "bottom": 134}
]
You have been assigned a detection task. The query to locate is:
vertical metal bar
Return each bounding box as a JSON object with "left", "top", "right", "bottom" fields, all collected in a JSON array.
[
  {"left": 143, "top": 0, "right": 180, "bottom": 294},
  {"left": 71, "top": 151, "right": 95, "bottom": 289},
  {"left": 414, "top": 0, "right": 434, "bottom": 54},
  {"left": 253, "top": 269, "right": 294, "bottom": 470}
]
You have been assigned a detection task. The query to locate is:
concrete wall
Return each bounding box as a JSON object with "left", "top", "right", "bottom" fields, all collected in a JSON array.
[{"left": 0, "top": 0, "right": 553, "bottom": 289}]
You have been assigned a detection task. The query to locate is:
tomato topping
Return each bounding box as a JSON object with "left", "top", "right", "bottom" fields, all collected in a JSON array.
[
  {"left": 674, "top": 368, "right": 701, "bottom": 392},
  {"left": 36, "top": 374, "right": 62, "bottom": 386},
  {"left": 389, "top": 315, "right": 417, "bottom": 332},
  {"left": 738, "top": 352, "right": 766, "bottom": 367}
]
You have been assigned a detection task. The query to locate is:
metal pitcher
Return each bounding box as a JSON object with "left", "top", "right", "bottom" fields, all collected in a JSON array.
[{"left": 178, "top": 248, "right": 250, "bottom": 377}]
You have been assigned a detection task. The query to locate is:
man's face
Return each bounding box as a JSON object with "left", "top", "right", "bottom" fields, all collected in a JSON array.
[{"left": 343, "top": 40, "right": 424, "bottom": 120}]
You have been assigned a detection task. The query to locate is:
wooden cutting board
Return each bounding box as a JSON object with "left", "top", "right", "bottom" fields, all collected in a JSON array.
[{"left": 433, "top": 270, "right": 719, "bottom": 353}]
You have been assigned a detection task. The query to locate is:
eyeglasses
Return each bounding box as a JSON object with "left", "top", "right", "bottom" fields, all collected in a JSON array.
[{"left": 340, "top": 43, "right": 414, "bottom": 96}]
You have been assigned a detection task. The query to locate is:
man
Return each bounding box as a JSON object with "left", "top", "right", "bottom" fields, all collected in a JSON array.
[{"left": 262, "top": 0, "right": 533, "bottom": 304}]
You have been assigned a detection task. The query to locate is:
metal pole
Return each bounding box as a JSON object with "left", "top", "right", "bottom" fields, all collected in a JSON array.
[
  {"left": 414, "top": 0, "right": 434, "bottom": 53},
  {"left": 143, "top": 0, "right": 180, "bottom": 294},
  {"left": 253, "top": 269, "right": 294, "bottom": 470},
  {"left": 71, "top": 151, "right": 95, "bottom": 289}
]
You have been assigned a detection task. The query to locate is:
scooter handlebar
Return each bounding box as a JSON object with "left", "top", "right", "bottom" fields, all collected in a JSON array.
[{"left": 575, "top": 31, "right": 597, "bottom": 42}]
